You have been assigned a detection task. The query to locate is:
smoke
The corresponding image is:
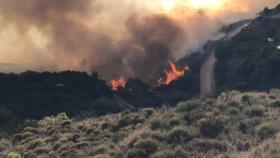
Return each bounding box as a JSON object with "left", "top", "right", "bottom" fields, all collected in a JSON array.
[{"left": 0, "top": 0, "right": 279, "bottom": 83}]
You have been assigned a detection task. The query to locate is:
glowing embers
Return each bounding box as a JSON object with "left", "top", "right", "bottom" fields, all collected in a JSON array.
[
  {"left": 158, "top": 60, "right": 189, "bottom": 85},
  {"left": 111, "top": 76, "right": 126, "bottom": 91}
]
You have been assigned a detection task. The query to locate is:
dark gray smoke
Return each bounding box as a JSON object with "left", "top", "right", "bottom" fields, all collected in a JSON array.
[{"left": 0, "top": 0, "right": 184, "bottom": 83}]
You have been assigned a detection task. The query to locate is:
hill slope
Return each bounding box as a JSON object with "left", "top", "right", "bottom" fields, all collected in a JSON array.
[
  {"left": 2, "top": 90, "right": 280, "bottom": 158},
  {"left": 215, "top": 4, "right": 280, "bottom": 92}
]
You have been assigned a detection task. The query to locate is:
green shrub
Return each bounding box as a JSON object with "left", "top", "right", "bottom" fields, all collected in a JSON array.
[
  {"left": 38, "top": 113, "right": 71, "bottom": 128},
  {"left": 228, "top": 107, "right": 239, "bottom": 115},
  {"left": 127, "top": 148, "right": 147, "bottom": 158},
  {"left": 257, "top": 123, "right": 280, "bottom": 140},
  {"left": 112, "top": 132, "right": 127, "bottom": 143},
  {"left": 241, "top": 95, "right": 252, "bottom": 105},
  {"left": 61, "top": 119, "right": 72, "bottom": 127},
  {"left": 176, "top": 100, "right": 202, "bottom": 114},
  {"left": 149, "top": 132, "right": 166, "bottom": 142},
  {"left": 133, "top": 139, "right": 159, "bottom": 154},
  {"left": 7, "top": 152, "right": 22, "bottom": 158},
  {"left": 150, "top": 118, "right": 168, "bottom": 130},
  {"left": 192, "top": 139, "right": 228, "bottom": 152},
  {"left": 90, "top": 145, "right": 111, "bottom": 156},
  {"left": 246, "top": 105, "right": 264, "bottom": 117},
  {"left": 13, "top": 132, "right": 33, "bottom": 143},
  {"left": 143, "top": 108, "right": 154, "bottom": 118},
  {"left": 169, "top": 118, "right": 181, "bottom": 127},
  {"left": 167, "top": 126, "right": 196, "bottom": 144},
  {"left": 118, "top": 114, "right": 144, "bottom": 129},
  {"left": 23, "top": 127, "right": 38, "bottom": 134},
  {"left": 151, "top": 150, "right": 176, "bottom": 158},
  {"left": 151, "top": 146, "right": 188, "bottom": 158},
  {"left": 239, "top": 121, "right": 249, "bottom": 134},
  {"left": 271, "top": 101, "right": 280, "bottom": 108},
  {"left": 198, "top": 117, "right": 225, "bottom": 138}
]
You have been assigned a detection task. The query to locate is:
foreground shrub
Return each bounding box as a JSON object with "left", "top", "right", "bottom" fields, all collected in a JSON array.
[
  {"left": 192, "top": 139, "right": 228, "bottom": 152},
  {"left": 118, "top": 114, "right": 145, "bottom": 129},
  {"left": 127, "top": 148, "right": 147, "bottom": 158},
  {"left": 150, "top": 118, "right": 168, "bottom": 130},
  {"left": 271, "top": 101, "right": 280, "bottom": 108},
  {"left": 257, "top": 122, "right": 280, "bottom": 140},
  {"left": 198, "top": 117, "right": 225, "bottom": 138},
  {"left": 143, "top": 108, "right": 154, "bottom": 118},
  {"left": 149, "top": 132, "right": 166, "bottom": 142},
  {"left": 176, "top": 100, "right": 202, "bottom": 114},
  {"left": 133, "top": 139, "right": 159, "bottom": 154},
  {"left": 7, "top": 152, "right": 22, "bottom": 158},
  {"left": 38, "top": 113, "right": 71, "bottom": 128},
  {"left": 151, "top": 146, "right": 188, "bottom": 158},
  {"left": 167, "top": 126, "right": 197, "bottom": 144},
  {"left": 13, "top": 132, "right": 33, "bottom": 143},
  {"left": 246, "top": 105, "right": 264, "bottom": 117}
]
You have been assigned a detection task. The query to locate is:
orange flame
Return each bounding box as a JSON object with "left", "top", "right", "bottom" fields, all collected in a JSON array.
[
  {"left": 158, "top": 60, "right": 189, "bottom": 85},
  {"left": 111, "top": 76, "right": 126, "bottom": 91}
]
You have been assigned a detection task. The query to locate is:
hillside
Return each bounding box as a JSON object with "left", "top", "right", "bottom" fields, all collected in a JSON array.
[
  {"left": 215, "top": 4, "right": 280, "bottom": 92},
  {"left": 2, "top": 90, "right": 280, "bottom": 158}
]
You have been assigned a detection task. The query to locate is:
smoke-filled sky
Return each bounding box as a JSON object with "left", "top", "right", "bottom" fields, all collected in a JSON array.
[{"left": 0, "top": 0, "right": 279, "bottom": 82}]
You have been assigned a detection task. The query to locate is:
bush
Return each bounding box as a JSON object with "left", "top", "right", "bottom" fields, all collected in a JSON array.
[
  {"left": 176, "top": 100, "right": 202, "bottom": 114},
  {"left": 199, "top": 117, "right": 225, "bottom": 138},
  {"left": 118, "top": 114, "right": 145, "bottom": 129},
  {"left": 257, "top": 123, "right": 280, "bottom": 140},
  {"left": 228, "top": 107, "right": 239, "bottom": 115},
  {"left": 61, "top": 119, "right": 72, "bottom": 127},
  {"left": 193, "top": 139, "right": 228, "bottom": 152},
  {"left": 271, "top": 101, "right": 280, "bottom": 108},
  {"left": 90, "top": 145, "right": 111, "bottom": 156},
  {"left": 93, "top": 154, "right": 112, "bottom": 158},
  {"left": 127, "top": 148, "right": 147, "bottom": 158},
  {"left": 149, "top": 132, "right": 166, "bottom": 142},
  {"left": 133, "top": 139, "right": 159, "bottom": 154},
  {"left": 169, "top": 118, "right": 181, "bottom": 127},
  {"left": 167, "top": 126, "right": 196, "bottom": 144},
  {"left": 143, "top": 108, "right": 154, "bottom": 118},
  {"left": 7, "top": 152, "right": 22, "bottom": 158},
  {"left": 150, "top": 118, "right": 168, "bottom": 130},
  {"left": 241, "top": 95, "right": 252, "bottom": 105},
  {"left": 246, "top": 105, "right": 264, "bottom": 117},
  {"left": 38, "top": 113, "right": 71, "bottom": 128},
  {"left": 13, "top": 132, "right": 33, "bottom": 143},
  {"left": 151, "top": 146, "right": 188, "bottom": 158}
]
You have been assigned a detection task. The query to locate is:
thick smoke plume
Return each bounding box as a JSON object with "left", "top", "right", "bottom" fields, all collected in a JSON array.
[{"left": 0, "top": 0, "right": 279, "bottom": 83}]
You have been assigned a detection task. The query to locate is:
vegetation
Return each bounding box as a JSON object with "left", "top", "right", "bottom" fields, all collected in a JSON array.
[{"left": 1, "top": 91, "right": 280, "bottom": 157}]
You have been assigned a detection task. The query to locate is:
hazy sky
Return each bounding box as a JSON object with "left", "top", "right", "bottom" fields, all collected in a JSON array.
[{"left": 0, "top": 0, "right": 279, "bottom": 81}]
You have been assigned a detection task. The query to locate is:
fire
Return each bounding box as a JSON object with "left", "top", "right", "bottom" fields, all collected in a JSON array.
[
  {"left": 111, "top": 76, "right": 126, "bottom": 91},
  {"left": 158, "top": 60, "right": 189, "bottom": 85}
]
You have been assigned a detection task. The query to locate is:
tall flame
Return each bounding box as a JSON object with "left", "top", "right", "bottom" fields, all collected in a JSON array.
[
  {"left": 158, "top": 60, "right": 189, "bottom": 85},
  {"left": 111, "top": 76, "right": 126, "bottom": 91}
]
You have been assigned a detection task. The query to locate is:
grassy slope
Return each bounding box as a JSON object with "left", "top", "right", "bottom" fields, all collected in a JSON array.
[{"left": 2, "top": 90, "right": 280, "bottom": 158}]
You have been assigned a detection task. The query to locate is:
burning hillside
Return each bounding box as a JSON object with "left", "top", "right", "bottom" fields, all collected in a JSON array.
[
  {"left": 111, "top": 76, "right": 126, "bottom": 91},
  {"left": 158, "top": 60, "right": 189, "bottom": 85}
]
